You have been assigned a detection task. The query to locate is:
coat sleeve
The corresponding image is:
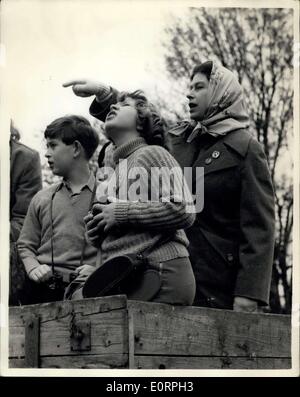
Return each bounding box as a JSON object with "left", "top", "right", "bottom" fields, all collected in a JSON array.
[
  {"left": 10, "top": 149, "right": 42, "bottom": 241},
  {"left": 89, "top": 87, "right": 119, "bottom": 122},
  {"left": 234, "top": 138, "right": 275, "bottom": 305}
]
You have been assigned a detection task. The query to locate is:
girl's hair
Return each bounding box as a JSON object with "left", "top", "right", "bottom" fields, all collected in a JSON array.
[
  {"left": 117, "top": 90, "right": 165, "bottom": 147},
  {"left": 191, "top": 61, "right": 213, "bottom": 81},
  {"left": 44, "top": 115, "right": 99, "bottom": 159}
]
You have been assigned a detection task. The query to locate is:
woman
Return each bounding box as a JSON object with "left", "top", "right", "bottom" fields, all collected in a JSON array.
[
  {"left": 83, "top": 90, "right": 196, "bottom": 305},
  {"left": 168, "top": 61, "right": 275, "bottom": 311},
  {"left": 63, "top": 61, "right": 275, "bottom": 311}
]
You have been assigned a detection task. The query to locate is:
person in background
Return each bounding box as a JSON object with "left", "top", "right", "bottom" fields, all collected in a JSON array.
[
  {"left": 63, "top": 60, "right": 275, "bottom": 312},
  {"left": 10, "top": 120, "right": 42, "bottom": 243},
  {"left": 17, "top": 115, "right": 100, "bottom": 303},
  {"left": 10, "top": 120, "right": 42, "bottom": 305}
]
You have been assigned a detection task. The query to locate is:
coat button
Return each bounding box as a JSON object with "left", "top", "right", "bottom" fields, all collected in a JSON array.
[
  {"left": 227, "top": 253, "right": 234, "bottom": 262},
  {"left": 205, "top": 157, "right": 212, "bottom": 165},
  {"left": 212, "top": 150, "right": 220, "bottom": 159}
]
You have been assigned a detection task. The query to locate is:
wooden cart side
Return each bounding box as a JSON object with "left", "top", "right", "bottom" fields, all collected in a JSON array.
[
  {"left": 9, "top": 296, "right": 292, "bottom": 369},
  {"left": 127, "top": 301, "right": 291, "bottom": 369}
]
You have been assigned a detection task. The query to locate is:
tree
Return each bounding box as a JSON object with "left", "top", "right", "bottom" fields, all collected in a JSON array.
[{"left": 158, "top": 7, "right": 293, "bottom": 313}]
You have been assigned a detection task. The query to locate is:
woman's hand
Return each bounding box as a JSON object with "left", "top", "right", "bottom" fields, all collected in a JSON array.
[
  {"left": 62, "top": 79, "right": 109, "bottom": 98},
  {"left": 233, "top": 296, "right": 258, "bottom": 312}
]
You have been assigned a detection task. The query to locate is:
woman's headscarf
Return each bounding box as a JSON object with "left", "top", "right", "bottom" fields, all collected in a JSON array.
[{"left": 169, "top": 61, "right": 250, "bottom": 142}]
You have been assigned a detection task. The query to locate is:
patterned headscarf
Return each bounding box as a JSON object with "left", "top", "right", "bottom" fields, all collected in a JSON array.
[{"left": 169, "top": 62, "right": 250, "bottom": 142}]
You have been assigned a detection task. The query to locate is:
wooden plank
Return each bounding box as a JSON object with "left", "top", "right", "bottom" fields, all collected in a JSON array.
[
  {"left": 9, "top": 295, "right": 128, "bottom": 325},
  {"left": 128, "top": 310, "right": 135, "bottom": 369},
  {"left": 24, "top": 314, "right": 40, "bottom": 368},
  {"left": 134, "top": 355, "right": 291, "bottom": 370},
  {"left": 10, "top": 354, "right": 129, "bottom": 369},
  {"left": 128, "top": 301, "right": 291, "bottom": 358},
  {"left": 9, "top": 296, "right": 129, "bottom": 359}
]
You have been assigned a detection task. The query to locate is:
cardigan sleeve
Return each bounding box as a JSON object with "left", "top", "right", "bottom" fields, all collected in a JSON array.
[
  {"left": 113, "top": 146, "right": 196, "bottom": 231},
  {"left": 234, "top": 138, "right": 275, "bottom": 305}
]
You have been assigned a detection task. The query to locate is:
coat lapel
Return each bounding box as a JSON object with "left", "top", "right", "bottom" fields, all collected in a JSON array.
[
  {"left": 192, "top": 139, "right": 239, "bottom": 176},
  {"left": 168, "top": 123, "right": 199, "bottom": 169}
]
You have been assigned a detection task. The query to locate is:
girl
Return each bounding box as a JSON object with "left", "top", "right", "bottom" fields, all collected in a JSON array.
[{"left": 84, "top": 90, "right": 196, "bottom": 305}]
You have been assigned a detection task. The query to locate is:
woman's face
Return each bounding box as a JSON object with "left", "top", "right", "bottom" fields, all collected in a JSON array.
[
  {"left": 187, "top": 72, "right": 210, "bottom": 121},
  {"left": 105, "top": 97, "right": 138, "bottom": 136}
]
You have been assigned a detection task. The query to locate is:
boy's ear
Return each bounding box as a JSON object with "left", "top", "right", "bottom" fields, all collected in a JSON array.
[{"left": 73, "top": 140, "right": 82, "bottom": 158}]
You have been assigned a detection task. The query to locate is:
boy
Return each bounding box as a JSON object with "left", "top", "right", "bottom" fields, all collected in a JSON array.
[{"left": 17, "top": 115, "right": 99, "bottom": 303}]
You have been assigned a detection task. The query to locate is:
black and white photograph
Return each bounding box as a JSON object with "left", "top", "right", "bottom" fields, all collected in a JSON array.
[{"left": 0, "top": 0, "right": 299, "bottom": 376}]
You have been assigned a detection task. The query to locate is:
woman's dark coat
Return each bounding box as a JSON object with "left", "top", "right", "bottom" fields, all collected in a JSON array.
[{"left": 168, "top": 127, "right": 275, "bottom": 308}]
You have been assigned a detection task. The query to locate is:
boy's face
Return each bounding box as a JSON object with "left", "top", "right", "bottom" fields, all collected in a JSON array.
[
  {"left": 45, "top": 138, "right": 74, "bottom": 177},
  {"left": 104, "top": 97, "right": 138, "bottom": 137}
]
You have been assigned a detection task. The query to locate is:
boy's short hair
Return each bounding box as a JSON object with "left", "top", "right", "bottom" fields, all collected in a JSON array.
[
  {"left": 44, "top": 115, "right": 99, "bottom": 159},
  {"left": 117, "top": 90, "right": 165, "bottom": 147}
]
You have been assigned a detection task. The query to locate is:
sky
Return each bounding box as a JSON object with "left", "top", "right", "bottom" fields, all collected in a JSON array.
[{"left": 1, "top": 0, "right": 189, "bottom": 161}]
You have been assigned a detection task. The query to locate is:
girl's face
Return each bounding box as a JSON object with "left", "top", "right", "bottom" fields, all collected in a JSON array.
[
  {"left": 105, "top": 97, "right": 138, "bottom": 136},
  {"left": 187, "top": 72, "right": 210, "bottom": 121}
]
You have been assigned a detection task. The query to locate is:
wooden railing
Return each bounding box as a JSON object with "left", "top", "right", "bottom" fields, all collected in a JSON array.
[{"left": 9, "top": 295, "right": 291, "bottom": 369}]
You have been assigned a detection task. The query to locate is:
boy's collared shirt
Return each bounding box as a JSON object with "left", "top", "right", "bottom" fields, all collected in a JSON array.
[
  {"left": 61, "top": 172, "right": 96, "bottom": 205},
  {"left": 18, "top": 172, "right": 98, "bottom": 276},
  {"left": 62, "top": 171, "right": 95, "bottom": 195}
]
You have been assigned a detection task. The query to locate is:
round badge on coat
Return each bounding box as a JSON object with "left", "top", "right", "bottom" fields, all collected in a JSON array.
[{"left": 212, "top": 150, "right": 220, "bottom": 159}]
